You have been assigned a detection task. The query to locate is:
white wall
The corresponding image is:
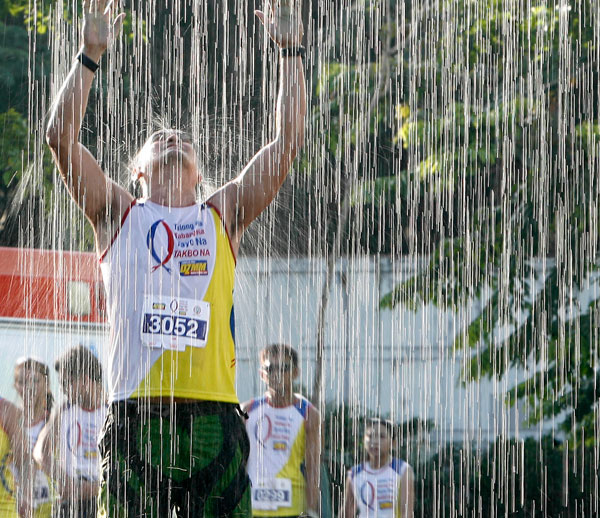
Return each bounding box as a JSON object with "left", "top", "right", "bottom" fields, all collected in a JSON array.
[
  {"left": 234, "top": 256, "right": 552, "bottom": 441},
  {"left": 0, "top": 256, "right": 555, "bottom": 441}
]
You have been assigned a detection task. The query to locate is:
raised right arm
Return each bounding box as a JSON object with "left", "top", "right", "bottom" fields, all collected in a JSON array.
[{"left": 46, "top": 0, "right": 131, "bottom": 252}]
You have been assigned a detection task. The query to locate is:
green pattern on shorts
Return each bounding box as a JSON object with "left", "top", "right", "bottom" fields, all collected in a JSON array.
[
  {"left": 205, "top": 441, "right": 244, "bottom": 515},
  {"left": 142, "top": 413, "right": 224, "bottom": 483},
  {"left": 99, "top": 402, "right": 251, "bottom": 518},
  {"left": 191, "top": 414, "right": 226, "bottom": 471},
  {"left": 230, "top": 479, "right": 252, "bottom": 518}
]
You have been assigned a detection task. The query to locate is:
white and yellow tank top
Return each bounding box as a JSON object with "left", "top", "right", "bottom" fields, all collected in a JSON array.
[
  {"left": 0, "top": 423, "right": 17, "bottom": 518},
  {"left": 100, "top": 200, "right": 237, "bottom": 402},
  {"left": 58, "top": 403, "right": 106, "bottom": 482},
  {"left": 246, "top": 395, "right": 313, "bottom": 516},
  {"left": 349, "top": 459, "right": 408, "bottom": 518}
]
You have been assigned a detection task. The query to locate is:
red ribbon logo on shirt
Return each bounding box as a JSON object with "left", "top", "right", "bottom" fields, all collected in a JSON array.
[
  {"left": 360, "top": 481, "right": 376, "bottom": 510},
  {"left": 147, "top": 220, "right": 175, "bottom": 273},
  {"left": 66, "top": 422, "right": 82, "bottom": 453},
  {"left": 254, "top": 415, "right": 273, "bottom": 448}
]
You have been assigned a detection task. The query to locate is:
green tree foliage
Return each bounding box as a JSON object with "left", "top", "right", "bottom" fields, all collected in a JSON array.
[
  {"left": 417, "top": 436, "right": 596, "bottom": 516},
  {"left": 0, "top": 109, "right": 28, "bottom": 193},
  {"left": 376, "top": 1, "right": 600, "bottom": 443},
  {"left": 0, "top": 2, "right": 55, "bottom": 245},
  {"left": 0, "top": 23, "right": 30, "bottom": 113},
  {"left": 301, "top": 1, "right": 406, "bottom": 255}
]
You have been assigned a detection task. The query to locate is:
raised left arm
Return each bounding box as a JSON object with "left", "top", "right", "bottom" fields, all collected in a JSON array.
[{"left": 208, "top": 2, "right": 306, "bottom": 255}]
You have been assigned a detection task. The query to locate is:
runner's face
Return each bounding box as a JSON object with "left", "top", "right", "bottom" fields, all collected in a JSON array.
[
  {"left": 59, "top": 373, "right": 80, "bottom": 402},
  {"left": 13, "top": 365, "right": 45, "bottom": 406},
  {"left": 137, "top": 130, "right": 201, "bottom": 187},
  {"left": 364, "top": 424, "right": 392, "bottom": 462},
  {"left": 260, "top": 352, "right": 297, "bottom": 392}
]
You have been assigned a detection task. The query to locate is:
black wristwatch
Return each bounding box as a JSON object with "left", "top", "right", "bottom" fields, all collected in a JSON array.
[
  {"left": 76, "top": 52, "right": 100, "bottom": 73},
  {"left": 280, "top": 46, "right": 306, "bottom": 59}
]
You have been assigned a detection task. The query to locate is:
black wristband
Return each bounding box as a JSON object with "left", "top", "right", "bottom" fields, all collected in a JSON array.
[
  {"left": 76, "top": 52, "right": 99, "bottom": 73},
  {"left": 280, "top": 46, "right": 306, "bottom": 59}
]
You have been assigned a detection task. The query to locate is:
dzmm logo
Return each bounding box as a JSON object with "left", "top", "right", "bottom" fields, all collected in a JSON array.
[{"left": 179, "top": 260, "right": 208, "bottom": 277}]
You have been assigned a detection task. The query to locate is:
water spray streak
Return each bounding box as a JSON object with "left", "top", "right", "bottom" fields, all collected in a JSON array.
[{"left": 0, "top": 0, "right": 596, "bottom": 516}]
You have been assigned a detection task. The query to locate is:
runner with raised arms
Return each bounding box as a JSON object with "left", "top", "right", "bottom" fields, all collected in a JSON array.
[{"left": 44, "top": 0, "right": 306, "bottom": 516}]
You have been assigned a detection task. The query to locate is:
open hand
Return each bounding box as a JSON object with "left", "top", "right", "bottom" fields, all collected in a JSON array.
[
  {"left": 255, "top": 1, "right": 303, "bottom": 48},
  {"left": 82, "top": 0, "right": 125, "bottom": 57}
]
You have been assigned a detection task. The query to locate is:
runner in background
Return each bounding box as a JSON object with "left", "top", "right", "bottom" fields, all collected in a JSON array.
[
  {"left": 242, "top": 344, "right": 321, "bottom": 518},
  {"left": 344, "top": 419, "right": 414, "bottom": 518},
  {"left": 34, "top": 346, "right": 106, "bottom": 518},
  {"left": 13, "top": 358, "right": 54, "bottom": 517}
]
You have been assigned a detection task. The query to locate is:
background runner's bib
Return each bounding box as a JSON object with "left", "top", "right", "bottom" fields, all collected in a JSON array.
[
  {"left": 246, "top": 395, "right": 312, "bottom": 516},
  {"left": 349, "top": 459, "right": 408, "bottom": 518},
  {"left": 100, "top": 201, "right": 237, "bottom": 402}
]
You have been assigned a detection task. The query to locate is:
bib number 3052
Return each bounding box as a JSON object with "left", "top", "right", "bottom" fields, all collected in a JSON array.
[
  {"left": 143, "top": 314, "right": 204, "bottom": 338},
  {"left": 140, "top": 296, "right": 210, "bottom": 351}
]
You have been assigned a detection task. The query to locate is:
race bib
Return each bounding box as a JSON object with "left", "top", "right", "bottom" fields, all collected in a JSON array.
[
  {"left": 251, "top": 478, "right": 293, "bottom": 510},
  {"left": 32, "top": 470, "right": 51, "bottom": 508},
  {"left": 141, "top": 295, "right": 210, "bottom": 351}
]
